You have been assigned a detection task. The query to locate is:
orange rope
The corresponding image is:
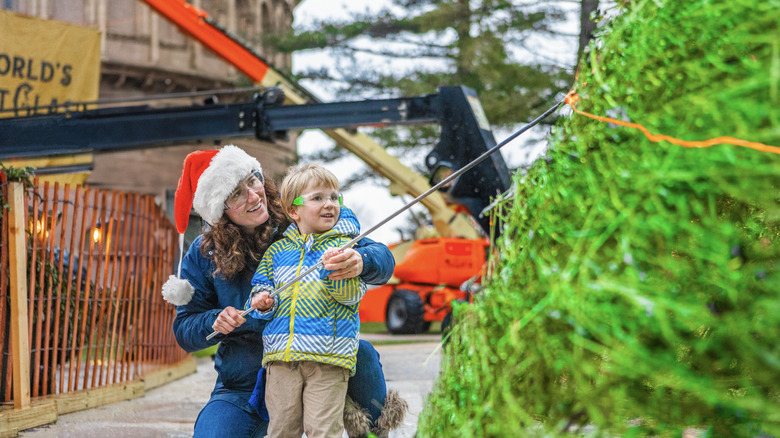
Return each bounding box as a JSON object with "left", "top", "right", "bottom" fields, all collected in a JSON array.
[{"left": 564, "top": 90, "right": 780, "bottom": 155}]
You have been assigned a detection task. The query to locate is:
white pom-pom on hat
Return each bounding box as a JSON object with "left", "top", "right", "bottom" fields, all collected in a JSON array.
[
  {"left": 162, "top": 274, "right": 195, "bottom": 306},
  {"left": 162, "top": 234, "right": 194, "bottom": 305}
]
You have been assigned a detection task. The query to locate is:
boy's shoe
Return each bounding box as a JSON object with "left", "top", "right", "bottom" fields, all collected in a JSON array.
[{"left": 344, "top": 389, "right": 409, "bottom": 438}]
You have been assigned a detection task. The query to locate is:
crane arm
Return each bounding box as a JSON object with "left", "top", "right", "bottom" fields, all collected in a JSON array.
[
  {"left": 0, "top": 85, "right": 509, "bottom": 236},
  {"left": 138, "top": 0, "right": 482, "bottom": 238}
]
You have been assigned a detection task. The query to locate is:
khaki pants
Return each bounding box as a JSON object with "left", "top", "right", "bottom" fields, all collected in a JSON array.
[{"left": 265, "top": 361, "right": 349, "bottom": 438}]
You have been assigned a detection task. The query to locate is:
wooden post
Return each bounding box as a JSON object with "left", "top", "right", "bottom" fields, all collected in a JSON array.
[{"left": 8, "top": 182, "right": 31, "bottom": 409}]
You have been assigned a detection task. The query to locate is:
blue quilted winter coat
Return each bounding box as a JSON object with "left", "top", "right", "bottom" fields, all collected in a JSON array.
[{"left": 247, "top": 207, "right": 366, "bottom": 373}]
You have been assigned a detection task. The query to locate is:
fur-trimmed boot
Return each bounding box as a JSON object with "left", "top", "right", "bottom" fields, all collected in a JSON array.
[
  {"left": 343, "top": 395, "right": 372, "bottom": 438},
  {"left": 371, "top": 389, "right": 408, "bottom": 438},
  {"left": 343, "top": 390, "right": 409, "bottom": 438}
]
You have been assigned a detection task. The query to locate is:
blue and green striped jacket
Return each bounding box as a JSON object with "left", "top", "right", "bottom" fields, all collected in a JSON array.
[{"left": 246, "top": 207, "right": 366, "bottom": 373}]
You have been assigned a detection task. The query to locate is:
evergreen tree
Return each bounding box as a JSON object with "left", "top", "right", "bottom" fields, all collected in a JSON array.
[{"left": 270, "top": 0, "right": 578, "bottom": 169}]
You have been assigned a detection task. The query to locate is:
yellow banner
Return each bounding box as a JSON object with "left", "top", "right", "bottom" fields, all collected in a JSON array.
[{"left": 0, "top": 9, "right": 101, "bottom": 118}]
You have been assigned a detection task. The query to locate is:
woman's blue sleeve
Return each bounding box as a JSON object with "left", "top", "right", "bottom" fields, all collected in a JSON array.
[
  {"left": 171, "top": 236, "right": 223, "bottom": 352},
  {"left": 353, "top": 237, "right": 395, "bottom": 285}
]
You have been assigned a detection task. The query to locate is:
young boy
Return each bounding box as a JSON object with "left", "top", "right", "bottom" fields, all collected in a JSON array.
[{"left": 247, "top": 163, "right": 366, "bottom": 438}]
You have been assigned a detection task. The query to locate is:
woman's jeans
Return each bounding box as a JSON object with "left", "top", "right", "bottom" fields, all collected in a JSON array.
[
  {"left": 195, "top": 400, "right": 268, "bottom": 438},
  {"left": 348, "top": 339, "right": 387, "bottom": 423},
  {"left": 194, "top": 340, "right": 386, "bottom": 437}
]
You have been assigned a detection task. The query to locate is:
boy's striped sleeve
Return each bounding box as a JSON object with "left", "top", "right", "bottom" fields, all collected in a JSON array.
[
  {"left": 327, "top": 277, "right": 366, "bottom": 306},
  {"left": 246, "top": 247, "right": 277, "bottom": 319}
]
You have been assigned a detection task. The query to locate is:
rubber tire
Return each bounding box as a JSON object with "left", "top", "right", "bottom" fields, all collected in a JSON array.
[{"left": 385, "top": 289, "right": 426, "bottom": 334}]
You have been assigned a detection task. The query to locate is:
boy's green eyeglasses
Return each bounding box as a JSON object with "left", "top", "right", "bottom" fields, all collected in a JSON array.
[{"left": 292, "top": 191, "right": 343, "bottom": 207}]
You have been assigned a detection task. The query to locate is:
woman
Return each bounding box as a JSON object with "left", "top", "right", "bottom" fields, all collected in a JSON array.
[{"left": 162, "top": 145, "right": 407, "bottom": 438}]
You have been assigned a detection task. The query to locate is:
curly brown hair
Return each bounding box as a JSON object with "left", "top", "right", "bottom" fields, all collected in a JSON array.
[{"left": 200, "top": 173, "right": 290, "bottom": 279}]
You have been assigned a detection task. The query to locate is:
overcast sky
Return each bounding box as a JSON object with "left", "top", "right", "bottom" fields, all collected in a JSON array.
[{"left": 289, "top": 0, "right": 579, "bottom": 245}]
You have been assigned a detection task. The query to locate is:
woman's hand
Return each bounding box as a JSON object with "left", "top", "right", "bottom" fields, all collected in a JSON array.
[
  {"left": 212, "top": 306, "right": 246, "bottom": 335},
  {"left": 323, "top": 247, "right": 364, "bottom": 281}
]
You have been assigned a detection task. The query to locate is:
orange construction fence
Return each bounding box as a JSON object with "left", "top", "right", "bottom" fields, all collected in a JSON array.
[{"left": 0, "top": 174, "right": 189, "bottom": 428}]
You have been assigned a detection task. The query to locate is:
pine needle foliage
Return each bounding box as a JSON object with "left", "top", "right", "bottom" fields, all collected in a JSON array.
[{"left": 419, "top": 0, "right": 780, "bottom": 436}]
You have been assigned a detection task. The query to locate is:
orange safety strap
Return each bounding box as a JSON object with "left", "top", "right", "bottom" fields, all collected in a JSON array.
[{"left": 564, "top": 90, "right": 780, "bottom": 155}]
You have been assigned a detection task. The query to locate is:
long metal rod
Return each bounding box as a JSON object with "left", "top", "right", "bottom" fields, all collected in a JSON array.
[{"left": 206, "top": 98, "right": 564, "bottom": 340}]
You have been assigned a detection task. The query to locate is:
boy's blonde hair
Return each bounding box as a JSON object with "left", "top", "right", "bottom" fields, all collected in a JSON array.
[{"left": 280, "top": 163, "right": 340, "bottom": 217}]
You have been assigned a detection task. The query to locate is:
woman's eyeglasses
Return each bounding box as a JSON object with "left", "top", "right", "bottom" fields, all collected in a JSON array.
[
  {"left": 224, "top": 171, "right": 264, "bottom": 210},
  {"left": 292, "top": 191, "right": 343, "bottom": 208}
]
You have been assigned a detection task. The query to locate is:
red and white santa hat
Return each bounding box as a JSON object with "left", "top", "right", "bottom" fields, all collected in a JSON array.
[{"left": 162, "top": 145, "right": 262, "bottom": 305}]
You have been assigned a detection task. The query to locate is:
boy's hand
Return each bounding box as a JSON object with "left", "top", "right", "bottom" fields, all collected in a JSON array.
[
  {"left": 251, "top": 291, "right": 274, "bottom": 311},
  {"left": 322, "top": 247, "right": 363, "bottom": 280}
]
